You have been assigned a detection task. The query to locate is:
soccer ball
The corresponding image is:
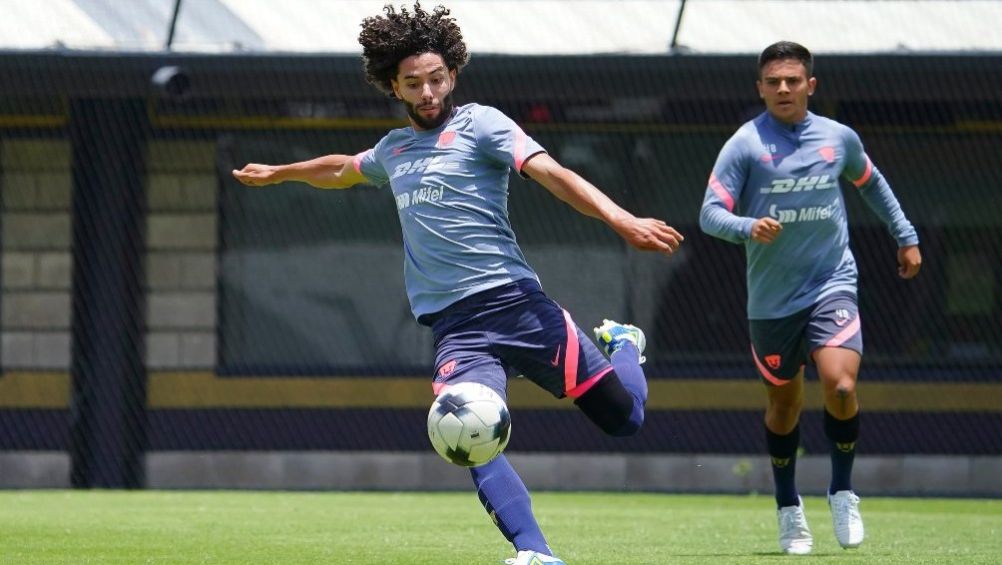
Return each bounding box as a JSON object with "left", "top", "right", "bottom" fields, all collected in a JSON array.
[{"left": 427, "top": 382, "right": 511, "bottom": 467}]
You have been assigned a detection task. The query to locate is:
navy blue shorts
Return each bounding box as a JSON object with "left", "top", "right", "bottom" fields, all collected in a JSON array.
[
  {"left": 749, "top": 292, "right": 862, "bottom": 385},
  {"left": 427, "top": 279, "right": 612, "bottom": 401}
]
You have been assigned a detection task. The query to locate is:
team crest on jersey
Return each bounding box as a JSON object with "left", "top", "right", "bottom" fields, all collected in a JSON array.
[
  {"left": 437, "top": 359, "right": 457, "bottom": 377},
  {"left": 436, "top": 130, "right": 457, "bottom": 148},
  {"left": 765, "top": 354, "right": 782, "bottom": 370},
  {"left": 818, "top": 146, "right": 836, "bottom": 163},
  {"left": 835, "top": 308, "right": 851, "bottom": 327}
]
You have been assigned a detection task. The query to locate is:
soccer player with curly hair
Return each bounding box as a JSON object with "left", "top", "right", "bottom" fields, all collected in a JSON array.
[{"left": 234, "top": 4, "right": 683, "bottom": 563}]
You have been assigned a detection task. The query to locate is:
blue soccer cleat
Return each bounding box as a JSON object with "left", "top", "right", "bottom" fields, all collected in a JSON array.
[
  {"left": 593, "top": 319, "right": 647, "bottom": 364},
  {"left": 503, "top": 550, "right": 567, "bottom": 565}
]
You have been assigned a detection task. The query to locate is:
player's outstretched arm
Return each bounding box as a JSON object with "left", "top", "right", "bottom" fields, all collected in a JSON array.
[
  {"left": 232, "top": 153, "right": 367, "bottom": 189},
  {"left": 522, "top": 153, "right": 683, "bottom": 254}
]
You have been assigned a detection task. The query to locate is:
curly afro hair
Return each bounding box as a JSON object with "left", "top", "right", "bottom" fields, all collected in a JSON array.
[{"left": 358, "top": 2, "right": 470, "bottom": 96}]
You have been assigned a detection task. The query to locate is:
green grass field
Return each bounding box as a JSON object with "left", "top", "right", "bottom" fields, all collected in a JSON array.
[{"left": 1, "top": 491, "right": 999, "bottom": 564}]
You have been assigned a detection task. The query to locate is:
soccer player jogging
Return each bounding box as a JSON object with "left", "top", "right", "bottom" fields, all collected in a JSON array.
[
  {"left": 233, "top": 4, "right": 683, "bottom": 564},
  {"left": 699, "top": 41, "right": 921, "bottom": 555}
]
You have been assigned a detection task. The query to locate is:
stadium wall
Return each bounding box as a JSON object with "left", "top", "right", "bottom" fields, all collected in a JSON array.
[{"left": 1, "top": 52, "right": 1000, "bottom": 494}]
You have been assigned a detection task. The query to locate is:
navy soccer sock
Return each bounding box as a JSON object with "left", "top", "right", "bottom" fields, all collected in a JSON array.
[
  {"left": 766, "top": 424, "right": 801, "bottom": 508},
  {"left": 824, "top": 410, "right": 859, "bottom": 495},
  {"left": 470, "top": 454, "right": 551, "bottom": 554},
  {"left": 610, "top": 342, "right": 647, "bottom": 428}
]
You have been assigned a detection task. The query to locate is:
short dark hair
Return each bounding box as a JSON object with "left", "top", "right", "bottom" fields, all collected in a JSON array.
[
  {"left": 358, "top": 2, "right": 470, "bottom": 95},
  {"left": 758, "top": 41, "right": 813, "bottom": 77}
]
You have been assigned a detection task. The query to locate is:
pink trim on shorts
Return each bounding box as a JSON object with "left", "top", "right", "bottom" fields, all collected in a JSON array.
[
  {"left": 560, "top": 309, "right": 580, "bottom": 395},
  {"left": 566, "top": 366, "right": 613, "bottom": 399},
  {"left": 825, "top": 315, "right": 861, "bottom": 348},
  {"left": 751, "top": 343, "right": 789, "bottom": 386}
]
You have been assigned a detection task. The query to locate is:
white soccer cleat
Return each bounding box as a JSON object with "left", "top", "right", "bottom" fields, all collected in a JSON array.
[
  {"left": 593, "top": 319, "right": 647, "bottom": 364},
  {"left": 503, "top": 550, "right": 567, "bottom": 565},
  {"left": 777, "top": 497, "right": 813, "bottom": 555},
  {"left": 828, "top": 490, "right": 865, "bottom": 549}
]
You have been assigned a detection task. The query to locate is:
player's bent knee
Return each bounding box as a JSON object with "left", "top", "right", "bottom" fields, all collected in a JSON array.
[
  {"left": 835, "top": 380, "right": 856, "bottom": 397},
  {"left": 573, "top": 372, "right": 643, "bottom": 437}
]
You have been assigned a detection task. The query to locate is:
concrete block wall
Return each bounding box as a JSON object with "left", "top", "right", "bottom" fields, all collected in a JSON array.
[
  {"left": 1, "top": 140, "right": 73, "bottom": 370},
  {"left": 144, "top": 140, "right": 218, "bottom": 369},
  {"left": 144, "top": 452, "right": 1002, "bottom": 497},
  {"left": 2, "top": 138, "right": 219, "bottom": 371}
]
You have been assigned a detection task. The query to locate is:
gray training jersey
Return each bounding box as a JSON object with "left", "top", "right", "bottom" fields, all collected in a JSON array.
[
  {"left": 699, "top": 111, "right": 919, "bottom": 320},
  {"left": 354, "top": 103, "right": 546, "bottom": 319}
]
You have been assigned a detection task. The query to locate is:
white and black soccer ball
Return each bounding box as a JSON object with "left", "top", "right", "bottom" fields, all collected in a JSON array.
[{"left": 427, "top": 382, "right": 511, "bottom": 467}]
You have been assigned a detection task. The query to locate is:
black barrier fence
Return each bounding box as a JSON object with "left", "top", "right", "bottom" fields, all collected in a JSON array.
[{"left": 1, "top": 52, "right": 1000, "bottom": 486}]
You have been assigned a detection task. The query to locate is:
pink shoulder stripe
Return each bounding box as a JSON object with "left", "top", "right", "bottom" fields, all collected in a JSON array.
[{"left": 709, "top": 173, "right": 735, "bottom": 212}]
